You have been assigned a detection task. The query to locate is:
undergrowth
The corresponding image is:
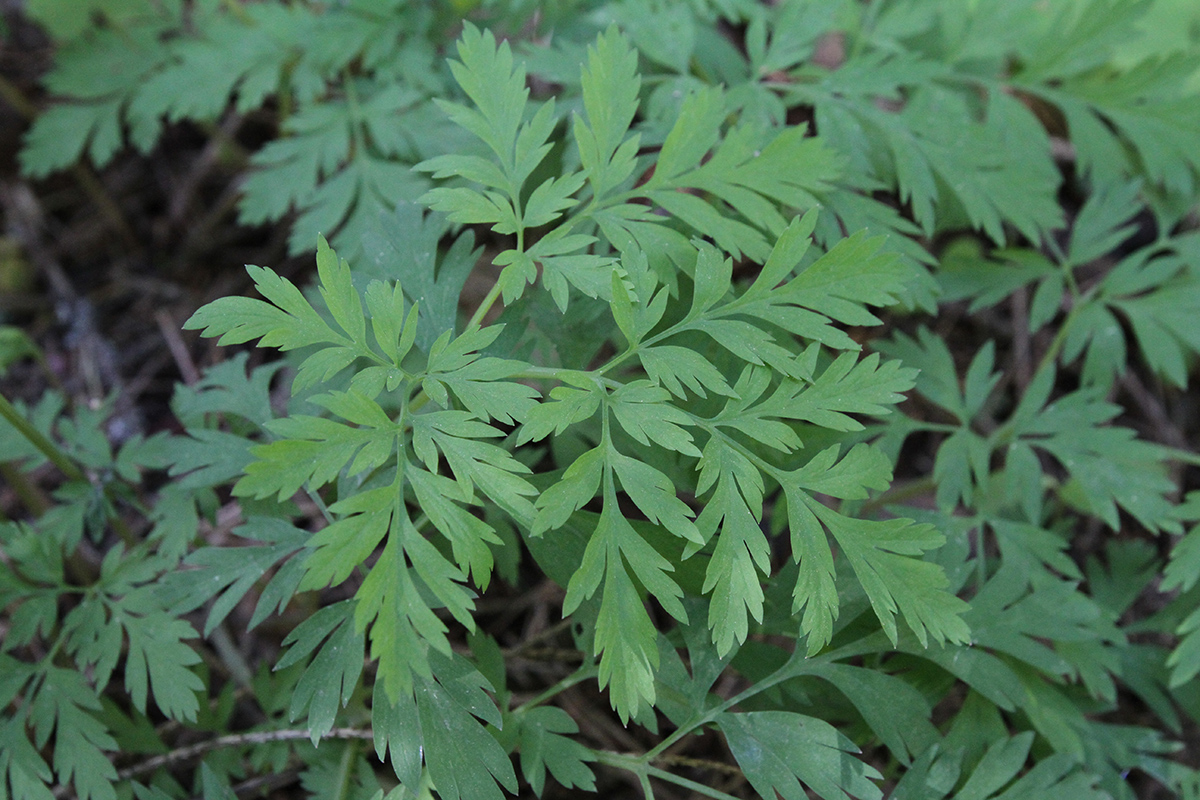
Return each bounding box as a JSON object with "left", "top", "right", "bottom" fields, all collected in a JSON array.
[{"left": 3, "top": 1, "right": 1200, "bottom": 799}]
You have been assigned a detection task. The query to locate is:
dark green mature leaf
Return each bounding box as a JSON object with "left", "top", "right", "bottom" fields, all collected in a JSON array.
[
  {"left": 159, "top": 517, "right": 308, "bottom": 635},
  {"left": 412, "top": 653, "right": 518, "bottom": 800},
  {"left": 360, "top": 203, "right": 480, "bottom": 352},
  {"left": 516, "top": 706, "right": 597, "bottom": 796},
  {"left": 239, "top": 87, "right": 432, "bottom": 259},
  {"left": 19, "top": 25, "right": 171, "bottom": 177},
  {"left": 965, "top": 565, "right": 1119, "bottom": 681},
  {"left": 808, "top": 663, "right": 938, "bottom": 765},
  {"left": 28, "top": 668, "right": 117, "bottom": 800},
  {"left": 1011, "top": 373, "right": 1178, "bottom": 531},
  {"left": 276, "top": 600, "right": 364, "bottom": 743},
  {"left": 1099, "top": 235, "right": 1200, "bottom": 389},
  {"left": 0, "top": 711, "right": 54, "bottom": 800},
  {"left": 113, "top": 601, "right": 204, "bottom": 722},
  {"left": 17, "top": 12, "right": 1193, "bottom": 800},
  {"left": 796, "top": 66, "right": 1062, "bottom": 245},
  {"left": 719, "top": 711, "right": 883, "bottom": 800}
]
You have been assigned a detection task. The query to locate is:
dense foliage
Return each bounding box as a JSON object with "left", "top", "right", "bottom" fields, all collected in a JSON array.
[{"left": 3, "top": 0, "right": 1200, "bottom": 799}]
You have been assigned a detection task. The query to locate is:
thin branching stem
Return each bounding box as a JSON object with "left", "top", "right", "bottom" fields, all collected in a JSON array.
[{"left": 116, "top": 729, "right": 374, "bottom": 783}]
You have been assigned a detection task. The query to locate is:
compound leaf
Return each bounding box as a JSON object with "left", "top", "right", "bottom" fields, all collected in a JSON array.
[{"left": 718, "top": 710, "right": 883, "bottom": 800}]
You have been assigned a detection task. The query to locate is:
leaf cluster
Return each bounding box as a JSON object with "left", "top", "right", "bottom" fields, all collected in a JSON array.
[{"left": 5, "top": 2, "right": 1200, "bottom": 800}]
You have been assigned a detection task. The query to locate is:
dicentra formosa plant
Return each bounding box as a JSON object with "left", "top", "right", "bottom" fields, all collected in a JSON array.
[{"left": 179, "top": 23, "right": 968, "bottom": 796}]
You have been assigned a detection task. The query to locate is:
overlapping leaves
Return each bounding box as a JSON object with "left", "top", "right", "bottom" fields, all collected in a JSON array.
[{"left": 184, "top": 234, "right": 537, "bottom": 708}]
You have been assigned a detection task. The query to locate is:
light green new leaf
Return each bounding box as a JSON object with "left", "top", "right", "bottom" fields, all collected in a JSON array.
[
  {"left": 410, "top": 411, "right": 537, "bottom": 520},
  {"left": 425, "top": 357, "right": 540, "bottom": 426},
  {"left": 315, "top": 235, "right": 365, "bottom": 345},
  {"left": 640, "top": 345, "right": 737, "bottom": 399},
  {"left": 363, "top": 280, "right": 417, "bottom": 367},
  {"left": 694, "top": 436, "right": 770, "bottom": 655},
  {"left": 563, "top": 488, "right": 687, "bottom": 722},
  {"left": 438, "top": 24, "right": 528, "bottom": 177},
  {"left": 609, "top": 447, "right": 702, "bottom": 544},
  {"left": 532, "top": 445, "right": 605, "bottom": 536},
  {"left": 523, "top": 171, "right": 585, "bottom": 228},
  {"left": 409, "top": 466, "right": 503, "bottom": 588},
  {"left": 825, "top": 507, "right": 970, "bottom": 648},
  {"left": 421, "top": 186, "right": 518, "bottom": 233},
  {"left": 358, "top": 538, "right": 446, "bottom": 701},
  {"left": 590, "top": 551, "right": 661, "bottom": 725},
  {"left": 574, "top": 26, "right": 641, "bottom": 199},
  {"left": 638, "top": 91, "right": 839, "bottom": 261},
  {"left": 785, "top": 489, "right": 969, "bottom": 653},
  {"left": 529, "top": 232, "right": 620, "bottom": 312},
  {"left": 298, "top": 511, "right": 390, "bottom": 592},
  {"left": 608, "top": 381, "right": 702, "bottom": 458},
  {"left": 184, "top": 237, "right": 394, "bottom": 392},
  {"left": 183, "top": 264, "right": 345, "bottom": 352},
  {"left": 779, "top": 229, "right": 914, "bottom": 326},
  {"left": 791, "top": 443, "right": 893, "bottom": 500},
  {"left": 236, "top": 409, "right": 400, "bottom": 501},
  {"left": 518, "top": 377, "right": 602, "bottom": 444},
  {"left": 651, "top": 85, "right": 725, "bottom": 185},
  {"left": 784, "top": 352, "right": 918, "bottom": 432}
]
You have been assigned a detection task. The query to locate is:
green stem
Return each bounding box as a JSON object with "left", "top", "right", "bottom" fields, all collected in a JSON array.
[
  {"left": 0, "top": 72, "right": 37, "bottom": 119},
  {"left": 344, "top": 70, "right": 365, "bottom": 159},
  {"left": 643, "top": 635, "right": 881, "bottom": 762},
  {"left": 0, "top": 392, "right": 86, "bottom": 483},
  {"left": 989, "top": 298, "right": 1085, "bottom": 448},
  {"left": 0, "top": 392, "right": 138, "bottom": 546},
  {"left": 332, "top": 738, "right": 361, "bottom": 800},
  {"left": 466, "top": 279, "right": 505, "bottom": 331},
  {"left": 119, "top": 728, "right": 374, "bottom": 782},
  {"left": 594, "top": 752, "right": 652, "bottom": 796},
  {"left": 853, "top": 0, "right": 886, "bottom": 58},
  {"left": 210, "top": 624, "right": 255, "bottom": 691},
  {"left": 0, "top": 461, "right": 51, "bottom": 516},
  {"left": 644, "top": 764, "right": 743, "bottom": 800},
  {"left": 594, "top": 752, "right": 744, "bottom": 800},
  {"left": 467, "top": 224, "right": 525, "bottom": 330},
  {"left": 515, "top": 664, "right": 597, "bottom": 712},
  {"left": 859, "top": 476, "right": 937, "bottom": 514},
  {"left": 219, "top": 0, "right": 255, "bottom": 25}
]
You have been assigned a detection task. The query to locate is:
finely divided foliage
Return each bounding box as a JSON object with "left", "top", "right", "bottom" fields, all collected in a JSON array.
[
  {"left": 3, "top": 2, "right": 1200, "bottom": 800},
  {"left": 186, "top": 22, "right": 963, "bottom": 728}
]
